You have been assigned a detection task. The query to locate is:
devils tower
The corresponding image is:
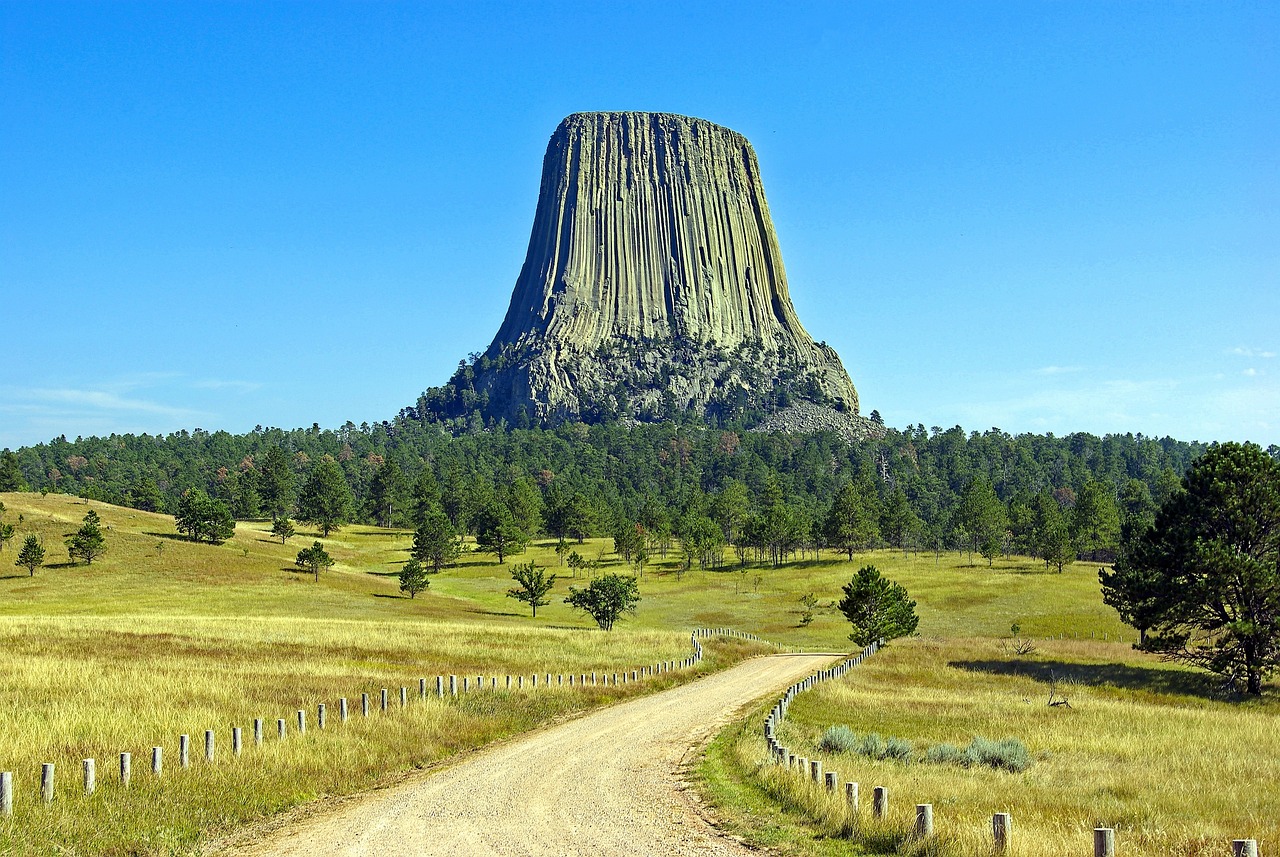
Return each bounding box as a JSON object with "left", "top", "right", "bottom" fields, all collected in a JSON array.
[{"left": 416, "top": 112, "right": 865, "bottom": 430}]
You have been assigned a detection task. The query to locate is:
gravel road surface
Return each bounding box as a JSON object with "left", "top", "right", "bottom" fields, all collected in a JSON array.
[{"left": 228, "top": 653, "right": 836, "bottom": 857}]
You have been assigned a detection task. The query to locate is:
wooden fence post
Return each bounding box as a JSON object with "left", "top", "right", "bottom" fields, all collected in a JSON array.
[
  {"left": 253, "top": 719, "right": 263, "bottom": 747},
  {"left": 318, "top": 704, "right": 326, "bottom": 730},
  {"left": 1, "top": 771, "right": 11, "bottom": 816},
  {"left": 339, "top": 698, "right": 348, "bottom": 722},
  {"left": 381, "top": 689, "right": 388, "bottom": 711},
  {"left": 82, "top": 759, "right": 95, "bottom": 795},
  {"left": 873, "top": 786, "right": 887, "bottom": 819},
  {"left": 1232, "top": 841, "right": 1258, "bottom": 857},
  {"left": 437, "top": 676, "right": 444, "bottom": 697},
  {"left": 993, "top": 813, "right": 1011, "bottom": 853},
  {"left": 518, "top": 675, "right": 524, "bottom": 689},
  {"left": 449, "top": 676, "right": 457, "bottom": 697},
  {"left": 41, "top": 764, "right": 54, "bottom": 803},
  {"left": 277, "top": 719, "right": 286, "bottom": 740},
  {"left": 1094, "top": 828, "right": 1115, "bottom": 857},
  {"left": 915, "top": 804, "right": 933, "bottom": 838},
  {"left": 152, "top": 747, "right": 162, "bottom": 777},
  {"left": 824, "top": 771, "right": 838, "bottom": 791},
  {"left": 362, "top": 693, "right": 370, "bottom": 716},
  {"left": 845, "top": 781, "right": 858, "bottom": 812},
  {"left": 180, "top": 734, "right": 190, "bottom": 768},
  {"left": 810, "top": 759, "right": 822, "bottom": 783},
  {"left": 506, "top": 675, "right": 512, "bottom": 689},
  {"left": 400, "top": 687, "right": 408, "bottom": 707},
  {"left": 296, "top": 710, "right": 305, "bottom": 735},
  {"left": 419, "top": 678, "right": 427, "bottom": 700},
  {"left": 233, "top": 727, "right": 242, "bottom": 756},
  {"left": 205, "top": 730, "right": 215, "bottom": 761},
  {"left": 120, "top": 752, "right": 131, "bottom": 787}
]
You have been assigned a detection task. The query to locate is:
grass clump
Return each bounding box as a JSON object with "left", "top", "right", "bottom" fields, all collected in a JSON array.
[
  {"left": 962, "top": 736, "right": 1031, "bottom": 772},
  {"left": 817, "top": 725, "right": 858, "bottom": 753},
  {"left": 884, "top": 735, "right": 914, "bottom": 761},
  {"left": 924, "top": 742, "right": 965, "bottom": 765}
]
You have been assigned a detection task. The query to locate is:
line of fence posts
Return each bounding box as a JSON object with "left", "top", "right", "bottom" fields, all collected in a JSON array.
[
  {"left": 761, "top": 640, "right": 1261, "bottom": 856},
  {"left": 0, "top": 627, "right": 741, "bottom": 818}
]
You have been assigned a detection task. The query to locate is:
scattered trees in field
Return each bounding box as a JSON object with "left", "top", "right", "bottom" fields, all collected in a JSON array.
[
  {"left": 66, "top": 509, "right": 107, "bottom": 565},
  {"left": 824, "top": 479, "right": 879, "bottom": 560},
  {"left": 398, "top": 558, "right": 430, "bottom": 598},
  {"left": 16, "top": 535, "right": 44, "bottom": 576},
  {"left": 506, "top": 560, "right": 557, "bottom": 617},
  {"left": 295, "top": 541, "right": 334, "bottom": 581},
  {"left": 1101, "top": 442, "right": 1280, "bottom": 695},
  {"left": 257, "top": 445, "right": 295, "bottom": 521},
  {"left": 565, "top": 572, "right": 639, "bottom": 631},
  {"left": 297, "top": 458, "right": 354, "bottom": 537},
  {"left": 174, "top": 489, "right": 236, "bottom": 544},
  {"left": 837, "top": 564, "right": 918, "bottom": 647}
]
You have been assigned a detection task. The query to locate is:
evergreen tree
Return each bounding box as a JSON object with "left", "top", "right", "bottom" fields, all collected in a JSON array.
[
  {"left": 0, "top": 449, "right": 27, "bottom": 491},
  {"left": 837, "top": 564, "right": 919, "bottom": 647},
  {"left": 366, "top": 460, "right": 407, "bottom": 527},
  {"left": 257, "top": 445, "right": 295, "bottom": 521},
  {"left": 16, "top": 534, "right": 44, "bottom": 576},
  {"left": 474, "top": 503, "right": 527, "bottom": 563},
  {"left": 954, "top": 477, "right": 1008, "bottom": 561},
  {"left": 271, "top": 517, "right": 296, "bottom": 544},
  {"left": 1032, "top": 490, "right": 1075, "bottom": 573},
  {"left": 411, "top": 466, "right": 443, "bottom": 523},
  {"left": 173, "top": 489, "right": 236, "bottom": 544},
  {"left": 1071, "top": 479, "right": 1122, "bottom": 561},
  {"left": 296, "top": 458, "right": 354, "bottom": 537},
  {"left": 66, "top": 508, "right": 107, "bottom": 565},
  {"left": 398, "top": 558, "right": 431, "bottom": 598},
  {"left": 127, "top": 477, "right": 165, "bottom": 513},
  {"left": 506, "top": 560, "right": 558, "bottom": 617},
  {"left": 880, "top": 487, "right": 922, "bottom": 555},
  {"left": 411, "top": 507, "right": 461, "bottom": 572},
  {"left": 823, "top": 480, "right": 879, "bottom": 561},
  {"left": 1101, "top": 442, "right": 1280, "bottom": 695},
  {"left": 504, "top": 476, "right": 544, "bottom": 537},
  {"left": 295, "top": 541, "right": 334, "bottom": 581},
  {"left": 0, "top": 521, "right": 14, "bottom": 552}
]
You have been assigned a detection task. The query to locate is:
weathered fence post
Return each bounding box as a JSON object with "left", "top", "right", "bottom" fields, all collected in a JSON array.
[
  {"left": 253, "top": 719, "right": 263, "bottom": 747},
  {"left": 437, "top": 676, "right": 444, "bottom": 697},
  {"left": 232, "top": 727, "right": 242, "bottom": 756},
  {"left": 518, "top": 675, "right": 524, "bottom": 689},
  {"left": 1094, "top": 828, "right": 1115, "bottom": 857},
  {"left": 824, "top": 771, "right": 838, "bottom": 791},
  {"left": 420, "top": 678, "right": 427, "bottom": 700},
  {"left": 296, "top": 710, "right": 306, "bottom": 735},
  {"left": 873, "top": 786, "right": 887, "bottom": 819},
  {"left": 180, "top": 734, "right": 190, "bottom": 768},
  {"left": 992, "top": 813, "right": 1011, "bottom": 853},
  {"left": 205, "top": 729, "right": 215, "bottom": 761},
  {"left": 506, "top": 675, "right": 512, "bottom": 689},
  {"left": 152, "top": 746, "right": 162, "bottom": 776},
  {"left": 339, "top": 698, "right": 348, "bottom": 722},
  {"left": 41, "top": 763, "right": 54, "bottom": 803},
  {"left": 381, "top": 689, "right": 388, "bottom": 711},
  {"left": 120, "top": 752, "right": 131, "bottom": 787},
  {"left": 82, "top": 759, "right": 95, "bottom": 795},
  {"left": 449, "top": 675, "right": 457, "bottom": 697},
  {"left": 845, "top": 781, "right": 858, "bottom": 812},
  {"left": 318, "top": 704, "right": 326, "bottom": 730},
  {"left": 915, "top": 804, "right": 933, "bottom": 838},
  {"left": 362, "top": 692, "right": 370, "bottom": 716},
  {"left": 1232, "top": 841, "right": 1258, "bottom": 857},
  {"left": 1, "top": 771, "right": 11, "bottom": 816},
  {"left": 277, "top": 718, "right": 286, "bottom": 740},
  {"left": 810, "top": 759, "right": 822, "bottom": 783},
  {"left": 400, "top": 686, "right": 408, "bottom": 707}
]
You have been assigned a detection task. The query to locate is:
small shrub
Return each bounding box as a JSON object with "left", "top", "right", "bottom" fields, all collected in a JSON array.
[
  {"left": 884, "top": 736, "right": 913, "bottom": 761},
  {"left": 963, "top": 736, "right": 1032, "bottom": 772},
  {"left": 859, "top": 732, "right": 887, "bottom": 759},
  {"left": 925, "top": 742, "right": 965, "bottom": 764},
  {"left": 818, "top": 725, "right": 858, "bottom": 753}
]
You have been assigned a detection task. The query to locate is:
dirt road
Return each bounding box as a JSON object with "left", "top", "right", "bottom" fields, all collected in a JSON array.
[{"left": 229, "top": 653, "right": 836, "bottom": 857}]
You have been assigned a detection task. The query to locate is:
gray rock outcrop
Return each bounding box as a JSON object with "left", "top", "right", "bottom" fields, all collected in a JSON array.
[{"left": 437, "top": 112, "right": 863, "bottom": 426}]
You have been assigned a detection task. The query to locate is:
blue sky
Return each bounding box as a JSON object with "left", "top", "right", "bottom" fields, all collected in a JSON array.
[{"left": 2, "top": 1, "right": 1276, "bottom": 449}]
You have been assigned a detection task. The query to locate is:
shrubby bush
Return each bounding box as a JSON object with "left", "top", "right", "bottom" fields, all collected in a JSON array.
[
  {"left": 817, "top": 726, "right": 1032, "bottom": 772},
  {"left": 817, "top": 725, "right": 858, "bottom": 753},
  {"left": 963, "top": 737, "right": 1031, "bottom": 772}
]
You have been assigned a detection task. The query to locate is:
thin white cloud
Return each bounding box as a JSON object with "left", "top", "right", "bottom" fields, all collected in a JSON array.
[
  {"left": 193, "top": 379, "right": 263, "bottom": 393},
  {"left": 1228, "top": 347, "right": 1276, "bottom": 358},
  {"left": 1035, "top": 365, "right": 1082, "bottom": 375},
  {"left": 1243, "top": 368, "right": 1263, "bottom": 377},
  {"left": 22, "top": 388, "right": 202, "bottom": 420}
]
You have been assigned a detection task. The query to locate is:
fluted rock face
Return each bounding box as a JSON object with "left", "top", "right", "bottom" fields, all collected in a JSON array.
[{"left": 465, "top": 112, "right": 860, "bottom": 424}]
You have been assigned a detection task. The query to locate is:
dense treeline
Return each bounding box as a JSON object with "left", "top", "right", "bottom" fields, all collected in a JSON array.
[{"left": 0, "top": 420, "right": 1225, "bottom": 568}]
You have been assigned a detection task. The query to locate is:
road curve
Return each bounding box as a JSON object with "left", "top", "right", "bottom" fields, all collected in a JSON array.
[{"left": 228, "top": 653, "right": 837, "bottom": 857}]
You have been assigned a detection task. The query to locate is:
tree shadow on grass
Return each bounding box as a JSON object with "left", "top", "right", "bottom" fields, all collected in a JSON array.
[
  {"left": 1, "top": 573, "right": 33, "bottom": 580},
  {"left": 468, "top": 608, "right": 523, "bottom": 618},
  {"left": 949, "top": 658, "right": 1222, "bottom": 700},
  {"left": 45, "top": 561, "right": 79, "bottom": 570},
  {"left": 144, "top": 532, "right": 188, "bottom": 541}
]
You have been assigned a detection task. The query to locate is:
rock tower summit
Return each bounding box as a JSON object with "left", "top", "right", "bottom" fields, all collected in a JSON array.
[{"left": 430, "top": 111, "right": 864, "bottom": 427}]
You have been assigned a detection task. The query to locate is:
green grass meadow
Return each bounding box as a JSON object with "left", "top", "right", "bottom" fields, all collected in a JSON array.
[{"left": 1, "top": 492, "right": 1275, "bottom": 855}]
